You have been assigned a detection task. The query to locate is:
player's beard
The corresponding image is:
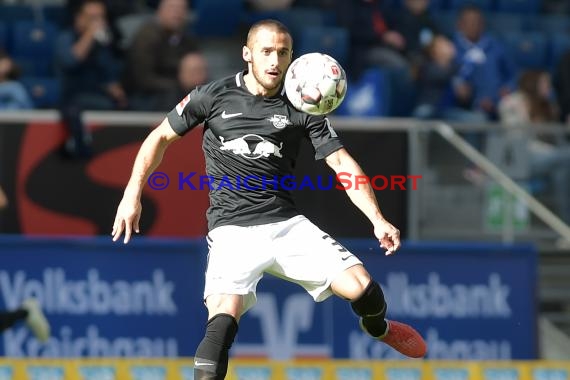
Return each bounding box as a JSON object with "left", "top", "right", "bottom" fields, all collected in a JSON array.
[{"left": 251, "top": 62, "right": 282, "bottom": 92}]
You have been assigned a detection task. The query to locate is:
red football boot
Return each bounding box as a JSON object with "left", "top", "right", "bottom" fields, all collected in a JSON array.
[{"left": 379, "top": 320, "right": 427, "bottom": 358}]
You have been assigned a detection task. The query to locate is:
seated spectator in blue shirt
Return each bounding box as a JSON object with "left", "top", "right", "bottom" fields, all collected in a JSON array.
[
  {"left": 55, "top": 0, "right": 128, "bottom": 158},
  {"left": 451, "top": 5, "right": 516, "bottom": 120},
  {"left": 413, "top": 34, "right": 487, "bottom": 123},
  {"left": 0, "top": 52, "right": 33, "bottom": 111}
]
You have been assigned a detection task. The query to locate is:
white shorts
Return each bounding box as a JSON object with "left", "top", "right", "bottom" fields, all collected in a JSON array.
[{"left": 203, "top": 215, "right": 363, "bottom": 314}]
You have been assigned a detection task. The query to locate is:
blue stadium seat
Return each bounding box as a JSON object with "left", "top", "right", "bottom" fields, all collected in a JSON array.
[
  {"left": 384, "top": 0, "right": 446, "bottom": 10},
  {"left": 20, "top": 76, "right": 60, "bottom": 108},
  {"left": 10, "top": 22, "right": 58, "bottom": 76},
  {"left": 0, "top": 5, "right": 34, "bottom": 22},
  {"left": 334, "top": 68, "right": 389, "bottom": 117},
  {"left": 549, "top": 34, "right": 570, "bottom": 71},
  {"left": 296, "top": 27, "right": 349, "bottom": 66},
  {"left": 15, "top": 57, "right": 53, "bottom": 77},
  {"left": 448, "top": 0, "right": 493, "bottom": 11},
  {"left": 495, "top": 0, "right": 540, "bottom": 13},
  {"left": 485, "top": 13, "right": 525, "bottom": 36},
  {"left": 284, "top": 8, "right": 336, "bottom": 42},
  {"left": 503, "top": 32, "right": 548, "bottom": 69},
  {"left": 10, "top": 21, "right": 58, "bottom": 60},
  {"left": 246, "top": 8, "right": 336, "bottom": 43},
  {"left": 0, "top": 22, "right": 7, "bottom": 51},
  {"left": 528, "top": 15, "right": 570, "bottom": 34},
  {"left": 42, "top": 5, "right": 66, "bottom": 27},
  {"left": 384, "top": 67, "right": 416, "bottom": 117},
  {"left": 431, "top": 11, "right": 457, "bottom": 37},
  {"left": 429, "top": 0, "right": 448, "bottom": 10},
  {"left": 192, "top": 0, "right": 243, "bottom": 37}
]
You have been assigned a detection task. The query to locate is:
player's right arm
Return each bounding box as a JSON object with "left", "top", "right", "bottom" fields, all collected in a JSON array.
[
  {"left": 112, "top": 83, "right": 215, "bottom": 244},
  {"left": 112, "top": 118, "right": 181, "bottom": 244}
]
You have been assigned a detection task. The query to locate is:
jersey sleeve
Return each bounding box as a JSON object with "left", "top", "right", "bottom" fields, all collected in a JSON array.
[
  {"left": 166, "top": 84, "right": 214, "bottom": 136},
  {"left": 305, "top": 115, "right": 344, "bottom": 160}
]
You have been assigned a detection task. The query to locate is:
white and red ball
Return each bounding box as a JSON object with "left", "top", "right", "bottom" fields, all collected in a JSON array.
[{"left": 284, "top": 53, "right": 347, "bottom": 116}]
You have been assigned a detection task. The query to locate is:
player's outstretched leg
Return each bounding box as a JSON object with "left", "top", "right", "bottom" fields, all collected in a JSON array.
[
  {"left": 0, "top": 308, "right": 27, "bottom": 333},
  {"left": 351, "top": 280, "right": 427, "bottom": 358},
  {"left": 193, "top": 313, "right": 239, "bottom": 380},
  {"left": 0, "top": 299, "right": 50, "bottom": 343},
  {"left": 22, "top": 299, "right": 50, "bottom": 342}
]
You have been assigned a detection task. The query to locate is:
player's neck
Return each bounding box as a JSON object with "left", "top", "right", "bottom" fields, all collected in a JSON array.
[{"left": 243, "top": 72, "right": 280, "bottom": 97}]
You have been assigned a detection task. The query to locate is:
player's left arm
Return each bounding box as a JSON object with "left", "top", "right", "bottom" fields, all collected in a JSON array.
[{"left": 325, "top": 148, "right": 401, "bottom": 255}]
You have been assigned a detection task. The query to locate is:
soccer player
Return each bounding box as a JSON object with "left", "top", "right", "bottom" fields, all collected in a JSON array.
[{"left": 112, "top": 19, "right": 426, "bottom": 379}]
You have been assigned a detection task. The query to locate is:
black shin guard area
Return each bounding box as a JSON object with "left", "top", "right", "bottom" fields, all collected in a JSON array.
[
  {"left": 194, "top": 313, "right": 238, "bottom": 380},
  {"left": 350, "top": 280, "right": 388, "bottom": 337}
]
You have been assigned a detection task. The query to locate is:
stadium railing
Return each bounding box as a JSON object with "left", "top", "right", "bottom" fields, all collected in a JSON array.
[{"left": 1, "top": 110, "right": 569, "bottom": 249}]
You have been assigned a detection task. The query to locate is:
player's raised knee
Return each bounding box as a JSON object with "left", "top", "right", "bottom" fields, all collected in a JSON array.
[{"left": 350, "top": 280, "right": 386, "bottom": 318}]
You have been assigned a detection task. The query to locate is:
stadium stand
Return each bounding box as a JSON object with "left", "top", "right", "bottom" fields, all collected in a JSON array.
[{"left": 296, "top": 26, "right": 349, "bottom": 67}]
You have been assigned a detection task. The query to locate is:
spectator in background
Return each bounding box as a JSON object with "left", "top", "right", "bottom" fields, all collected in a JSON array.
[
  {"left": 160, "top": 51, "right": 208, "bottom": 109},
  {"left": 542, "top": 0, "right": 570, "bottom": 13},
  {"left": 499, "top": 70, "right": 570, "bottom": 223},
  {"left": 123, "top": 0, "right": 199, "bottom": 111},
  {"left": 388, "top": 0, "right": 439, "bottom": 70},
  {"left": 413, "top": 34, "right": 487, "bottom": 122},
  {"left": 0, "top": 185, "right": 7, "bottom": 210},
  {"left": 452, "top": 5, "right": 516, "bottom": 120},
  {"left": 65, "top": 0, "right": 127, "bottom": 60},
  {"left": 245, "top": 0, "right": 294, "bottom": 11},
  {"left": 554, "top": 50, "right": 570, "bottom": 125},
  {"left": 499, "top": 70, "right": 558, "bottom": 126},
  {"left": 334, "top": 0, "right": 409, "bottom": 76},
  {"left": 55, "top": 0, "right": 127, "bottom": 158},
  {"left": 0, "top": 51, "right": 33, "bottom": 110}
]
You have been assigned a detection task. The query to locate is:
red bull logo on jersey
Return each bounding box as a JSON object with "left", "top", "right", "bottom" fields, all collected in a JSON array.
[
  {"left": 219, "top": 134, "right": 283, "bottom": 159},
  {"left": 267, "top": 114, "right": 292, "bottom": 129}
]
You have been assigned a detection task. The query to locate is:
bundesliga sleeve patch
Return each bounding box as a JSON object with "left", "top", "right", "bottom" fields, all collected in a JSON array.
[
  {"left": 326, "top": 117, "right": 338, "bottom": 137},
  {"left": 176, "top": 94, "right": 191, "bottom": 116}
]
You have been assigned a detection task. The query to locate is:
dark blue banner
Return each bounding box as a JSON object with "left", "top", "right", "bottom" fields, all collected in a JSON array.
[
  {"left": 234, "top": 240, "right": 538, "bottom": 360},
  {"left": 0, "top": 236, "right": 208, "bottom": 358},
  {"left": 0, "top": 236, "right": 537, "bottom": 359}
]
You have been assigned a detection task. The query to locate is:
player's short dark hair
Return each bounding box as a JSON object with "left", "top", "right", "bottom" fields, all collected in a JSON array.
[{"left": 246, "top": 19, "right": 291, "bottom": 47}]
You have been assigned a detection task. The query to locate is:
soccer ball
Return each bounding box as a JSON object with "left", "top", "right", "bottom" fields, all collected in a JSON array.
[{"left": 284, "top": 53, "right": 347, "bottom": 116}]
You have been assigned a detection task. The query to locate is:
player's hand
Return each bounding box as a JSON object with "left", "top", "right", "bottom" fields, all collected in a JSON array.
[
  {"left": 107, "top": 83, "right": 128, "bottom": 109},
  {"left": 112, "top": 197, "right": 142, "bottom": 244},
  {"left": 454, "top": 82, "right": 471, "bottom": 101},
  {"left": 373, "top": 220, "right": 401, "bottom": 256},
  {"left": 382, "top": 31, "right": 406, "bottom": 51}
]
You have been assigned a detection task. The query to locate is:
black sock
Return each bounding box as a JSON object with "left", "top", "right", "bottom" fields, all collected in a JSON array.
[
  {"left": 350, "top": 280, "right": 388, "bottom": 337},
  {"left": 361, "top": 306, "right": 388, "bottom": 337},
  {"left": 194, "top": 314, "right": 238, "bottom": 380}
]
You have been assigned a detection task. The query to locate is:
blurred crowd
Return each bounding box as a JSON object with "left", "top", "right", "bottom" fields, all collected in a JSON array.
[{"left": 0, "top": 0, "right": 569, "bottom": 156}]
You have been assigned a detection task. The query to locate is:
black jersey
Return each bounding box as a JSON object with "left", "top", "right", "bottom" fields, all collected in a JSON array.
[{"left": 166, "top": 70, "right": 343, "bottom": 231}]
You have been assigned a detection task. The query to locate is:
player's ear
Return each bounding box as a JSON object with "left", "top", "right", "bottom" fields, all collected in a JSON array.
[{"left": 243, "top": 46, "right": 252, "bottom": 63}]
